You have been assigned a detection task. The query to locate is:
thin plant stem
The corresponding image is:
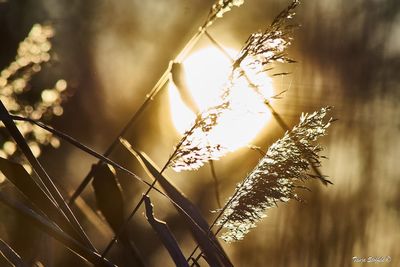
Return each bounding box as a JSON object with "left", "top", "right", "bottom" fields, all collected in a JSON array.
[
  {"left": 187, "top": 30, "right": 329, "bottom": 265},
  {"left": 0, "top": 101, "right": 96, "bottom": 251},
  {"left": 68, "top": 69, "right": 169, "bottom": 204},
  {"left": 6, "top": 114, "right": 213, "bottom": 224},
  {"left": 100, "top": 179, "right": 157, "bottom": 258},
  {"left": 205, "top": 30, "right": 290, "bottom": 130},
  {"left": 4, "top": 113, "right": 228, "bottom": 264},
  {"left": 187, "top": 171, "right": 253, "bottom": 265},
  {"left": 188, "top": 163, "right": 261, "bottom": 266},
  {"left": 209, "top": 160, "right": 222, "bottom": 209},
  {"left": 247, "top": 144, "right": 266, "bottom": 156},
  {"left": 101, "top": 122, "right": 198, "bottom": 258},
  {"left": 68, "top": 27, "right": 206, "bottom": 206},
  {"left": 8, "top": 114, "right": 229, "bottom": 235},
  {"left": 204, "top": 30, "right": 329, "bottom": 182},
  {"left": 204, "top": 31, "right": 234, "bottom": 63}
]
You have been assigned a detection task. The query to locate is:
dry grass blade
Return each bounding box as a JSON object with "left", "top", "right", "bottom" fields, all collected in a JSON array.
[
  {"left": 0, "top": 101, "right": 96, "bottom": 251},
  {"left": 0, "top": 192, "right": 115, "bottom": 267},
  {"left": 120, "top": 141, "right": 233, "bottom": 267},
  {"left": 0, "top": 238, "right": 28, "bottom": 267},
  {"left": 168, "top": 1, "right": 300, "bottom": 173},
  {"left": 6, "top": 115, "right": 181, "bottom": 208},
  {"left": 143, "top": 195, "right": 189, "bottom": 267},
  {"left": 92, "top": 164, "right": 124, "bottom": 233},
  {"left": 7, "top": 115, "right": 157, "bottom": 189},
  {"left": 217, "top": 107, "right": 333, "bottom": 242},
  {"left": 92, "top": 164, "right": 146, "bottom": 266},
  {"left": 0, "top": 157, "right": 90, "bottom": 245},
  {"left": 68, "top": 0, "right": 245, "bottom": 206}
]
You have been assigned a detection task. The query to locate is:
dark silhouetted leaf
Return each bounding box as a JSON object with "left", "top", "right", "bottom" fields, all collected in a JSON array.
[
  {"left": 143, "top": 195, "right": 189, "bottom": 267},
  {"left": 0, "top": 102, "right": 95, "bottom": 250},
  {"left": 92, "top": 164, "right": 124, "bottom": 233},
  {"left": 120, "top": 139, "right": 232, "bottom": 267},
  {"left": 92, "top": 164, "right": 146, "bottom": 267},
  {"left": 7, "top": 115, "right": 157, "bottom": 192},
  {"left": 0, "top": 192, "right": 115, "bottom": 267},
  {"left": 0, "top": 157, "right": 86, "bottom": 245},
  {"left": 0, "top": 238, "right": 28, "bottom": 267}
]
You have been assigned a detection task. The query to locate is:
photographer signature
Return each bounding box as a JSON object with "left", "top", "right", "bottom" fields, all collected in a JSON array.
[{"left": 352, "top": 256, "right": 391, "bottom": 263}]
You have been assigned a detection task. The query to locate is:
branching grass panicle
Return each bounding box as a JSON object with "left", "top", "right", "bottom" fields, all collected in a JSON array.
[{"left": 217, "top": 107, "right": 333, "bottom": 242}]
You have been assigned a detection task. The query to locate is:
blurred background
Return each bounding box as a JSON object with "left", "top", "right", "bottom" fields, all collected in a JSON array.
[{"left": 0, "top": 0, "right": 399, "bottom": 266}]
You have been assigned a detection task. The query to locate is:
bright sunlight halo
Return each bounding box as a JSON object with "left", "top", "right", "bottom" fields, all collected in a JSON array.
[{"left": 168, "top": 46, "right": 274, "bottom": 152}]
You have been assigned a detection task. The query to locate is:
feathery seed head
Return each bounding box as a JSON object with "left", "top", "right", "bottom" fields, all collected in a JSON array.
[
  {"left": 169, "top": 0, "right": 300, "bottom": 172},
  {"left": 205, "top": 0, "right": 245, "bottom": 28},
  {"left": 233, "top": 0, "right": 299, "bottom": 72},
  {"left": 217, "top": 107, "right": 332, "bottom": 242}
]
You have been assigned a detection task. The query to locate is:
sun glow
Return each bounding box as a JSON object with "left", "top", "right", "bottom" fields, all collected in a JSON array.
[{"left": 169, "top": 46, "right": 274, "bottom": 151}]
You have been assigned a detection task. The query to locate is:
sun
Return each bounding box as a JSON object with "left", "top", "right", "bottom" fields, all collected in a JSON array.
[{"left": 168, "top": 46, "right": 274, "bottom": 151}]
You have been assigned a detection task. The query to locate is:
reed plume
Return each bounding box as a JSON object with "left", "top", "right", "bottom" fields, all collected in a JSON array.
[
  {"left": 205, "top": 0, "right": 245, "bottom": 28},
  {"left": 217, "top": 107, "right": 333, "bottom": 242},
  {"left": 168, "top": 0, "right": 299, "bottom": 172},
  {"left": 233, "top": 0, "right": 298, "bottom": 74},
  {"left": 168, "top": 100, "right": 231, "bottom": 171}
]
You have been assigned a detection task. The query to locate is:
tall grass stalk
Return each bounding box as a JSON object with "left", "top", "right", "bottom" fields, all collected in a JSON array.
[
  {"left": 188, "top": 107, "right": 332, "bottom": 264},
  {"left": 101, "top": 123, "right": 199, "bottom": 257},
  {"left": 3, "top": 112, "right": 234, "bottom": 264},
  {"left": 171, "top": 0, "right": 329, "bottom": 184},
  {"left": 0, "top": 1, "right": 338, "bottom": 266},
  {"left": 68, "top": 0, "right": 245, "bottom": 206},
  {"left": 217, "top": 107, "right": 333, "bottom": 242},
  {"left": 168, "top": 1, "right": 300, "bottom": 172},
  {"left": 0, "top": 101, "right": 96, "bottom": 251}
]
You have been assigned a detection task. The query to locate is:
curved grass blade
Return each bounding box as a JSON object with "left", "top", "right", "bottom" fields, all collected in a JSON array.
[
  {"left": 0, "top": 239, "right": 28, "bottom": 267},
  {"left": 8, "top": 113, "right": 233, "bottom": 264},
  {"left": 0, "top": 157, "right": 88, "bottom": 246},
  {"left": 121, "top": 144, "right": 232, "bottom": 267},
  {"left": 143, "top": 196, "right": 189, "bottom": 267},
  {"left": 6, "top": 114, "right": 194, "bottom": 214},
  {"left": 7, "top": 115, "right": 157, "bottom": 190},
  {"left": 63, "top": 0, "right": 245, "bottom": 207},
  {"left": 0, "top": 192, "right": 115, "bottom": 267},
  {"left": 0, "top": 102, "right": 95, "bottom": 251}
]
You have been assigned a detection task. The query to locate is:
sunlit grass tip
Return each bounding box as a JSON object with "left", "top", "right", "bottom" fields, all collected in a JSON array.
[
  {"left": 205, "top": 0, "right": 245, "bottom": 28},
  {"left": 217, "top": 106, "right": 333, "bottom": 242},
  {"left": 168, "top": 0, "right": 301, "bottom": 173}
]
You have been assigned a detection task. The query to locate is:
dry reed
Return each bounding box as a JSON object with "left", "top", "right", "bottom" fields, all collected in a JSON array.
[{"left": 217, "top": 107, "right": 333, "bottom": 242}]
